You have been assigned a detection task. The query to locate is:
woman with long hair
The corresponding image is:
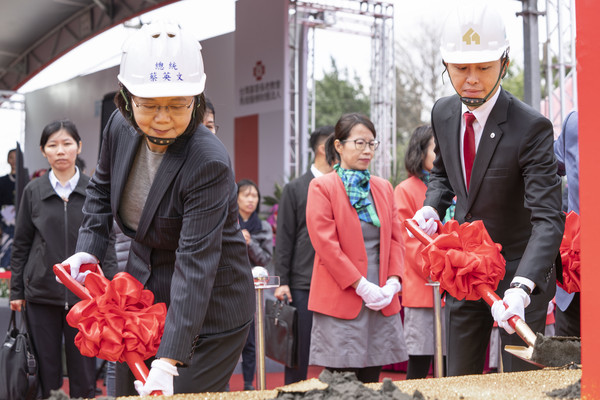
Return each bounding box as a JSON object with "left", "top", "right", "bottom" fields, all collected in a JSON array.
[{"left": 394, "top": 125, "right": 446, "bottom": 379}]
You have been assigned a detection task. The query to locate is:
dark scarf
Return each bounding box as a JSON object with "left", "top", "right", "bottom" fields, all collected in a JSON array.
[
  {"left": 239, "top": 211, "right": 262, "bottom": 234},
  {"left": 420, "top": 170, "right": 430, "bottom": 186}
]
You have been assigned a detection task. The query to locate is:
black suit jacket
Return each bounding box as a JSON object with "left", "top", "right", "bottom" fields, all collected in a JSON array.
[
  {"left": 425, "top": 89, "right": 564, "bottom": 295},
  {"left": 274, "top": 170, "right": 315, "bottom": 290},
  {"left": 76, "top": 111, "right": 255, "bottom": 363}
]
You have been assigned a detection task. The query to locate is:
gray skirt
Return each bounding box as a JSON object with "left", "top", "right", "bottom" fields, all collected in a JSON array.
[
  {"left": 403, "top": 307, "right": 446, "bottom": 356},
  {"left": 309, "top": 305, "right": 408, "bottom": 368}
]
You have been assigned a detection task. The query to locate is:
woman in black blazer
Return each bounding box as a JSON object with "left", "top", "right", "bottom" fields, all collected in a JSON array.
[{"left": 60, "top": 21, "right": 255, "bottom": 396}]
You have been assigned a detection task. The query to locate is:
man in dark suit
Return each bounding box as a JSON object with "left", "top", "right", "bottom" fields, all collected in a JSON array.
[
  {"left": 411, "top": 2, "right": 564, "bottom": 375},
  {"left": 273, "top": 126, "right": 334, "bottom": 384}
]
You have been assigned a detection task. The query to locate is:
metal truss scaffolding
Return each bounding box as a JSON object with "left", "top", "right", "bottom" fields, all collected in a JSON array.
[
  {"left": 0, "top": 0, "right": 176, "bottom": 91},
  {"left": 543, "top": 0, "right": 577, "bottom": 129},
  {"left": 287, "top": 0, "right": 396, "bottom": 180}
]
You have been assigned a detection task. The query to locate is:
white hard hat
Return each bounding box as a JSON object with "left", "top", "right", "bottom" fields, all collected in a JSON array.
[
  {"left": 440, "top": 1, "right": 509, "bottom": 64},
  {"left": 117, "top": 21, "right": 206, "bottom": 98}
]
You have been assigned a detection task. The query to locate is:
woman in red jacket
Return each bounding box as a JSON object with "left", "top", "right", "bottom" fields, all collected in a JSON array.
[
  {"left": 393, "top": 125, "right": 446, "bottom": 379},
  {"left": 306, "top": 113, "right": 408, "bottom": 383}
]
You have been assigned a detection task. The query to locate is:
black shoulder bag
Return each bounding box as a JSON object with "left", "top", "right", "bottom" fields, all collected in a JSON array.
[{"left": 0, "top": 309, "right": 39, "bottom": 400}]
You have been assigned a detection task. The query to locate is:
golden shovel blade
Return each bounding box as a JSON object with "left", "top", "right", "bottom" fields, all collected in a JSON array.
[{"left": 504, "top": 345, "right": 546, "bottom": 368}]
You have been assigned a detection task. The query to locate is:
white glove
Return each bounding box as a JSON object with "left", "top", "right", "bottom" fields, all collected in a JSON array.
[
  {"left": 410, "top": 206, "right": 440, "bottom": 237},
  {"left": 59, "top": 252, "right": 98, "bottom": 284},
  {"left": 365, "top": 278, "right": 402, "bottom": 311},
  {"left": 134, "top": 359, "right": 179, "bottom": 396},
  {"left": 491, "top": 288, "right": 531, "bottom": 334},
  {"left": 547, "top": 300, "right": 555, "bottom": 315},
  {"left": 355, "top": 277, "right": 386, "bottom": 305}
]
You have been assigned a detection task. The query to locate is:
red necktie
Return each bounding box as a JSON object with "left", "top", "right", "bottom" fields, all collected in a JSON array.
[{"left": 463, "top": 112, "right": 476, "bottom": 190}]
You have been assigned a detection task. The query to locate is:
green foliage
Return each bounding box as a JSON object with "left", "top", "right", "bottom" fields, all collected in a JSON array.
[
  {"left": 314, "top": 57, "right": 370, "bottom": 128},
  {"left": 502, "top": 62, "right": 525, "bottom": 101},
  {"left": 262, "top": 181, "right": 284, "bottom": 207},
  {"left": 0, "top": 277, "right": 8, "bottom": 297}
]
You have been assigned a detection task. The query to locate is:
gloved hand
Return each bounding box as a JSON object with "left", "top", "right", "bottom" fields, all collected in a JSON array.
[
  {"left": 491, "top": 288, "right": 531, "bottom": 334},
  {"left": 355, "top": 277, "right": 386, "bottom": 305},
  {"left": 410, "top": 206, "right": 440, "bottom": 237},
  {"left": 547, "top": 300, "right": 555, "bottom": 315},
  {"left": 134, "top": 359, "right": 179, "bottom": 396},
  {"left": 365, "top": 278, "right": 402, "bottom": 311},
  {"left": 59, "top": 252, "right": 98, "bottom": 284}
]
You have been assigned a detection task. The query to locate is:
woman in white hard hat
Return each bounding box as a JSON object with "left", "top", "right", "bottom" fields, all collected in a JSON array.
[
  {"left": 60, "top": 21, "right": 255, "bottom": 396},
  {"left": 410, "top": 0, "right": 563, "bottom": 375}
]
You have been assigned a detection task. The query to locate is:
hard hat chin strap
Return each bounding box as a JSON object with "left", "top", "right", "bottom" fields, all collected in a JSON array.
[
  {"left": 447, "top": 55, "right": 509, "bottom": 108},
  {"left": 144, "top": 134, "right": 178, "bottom": 146}
]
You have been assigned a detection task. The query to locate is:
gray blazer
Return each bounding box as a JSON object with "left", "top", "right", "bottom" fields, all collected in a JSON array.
[
  {"left": 425, "top": 89, "right": 564, "bottom": 295},
  {"left": 76, "top": 111, "right": 255, "bottom": 363}
]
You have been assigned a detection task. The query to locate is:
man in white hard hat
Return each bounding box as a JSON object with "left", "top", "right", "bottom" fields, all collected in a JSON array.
[{"left": 411, "top": 1, "right": 564, "bottom": 375}]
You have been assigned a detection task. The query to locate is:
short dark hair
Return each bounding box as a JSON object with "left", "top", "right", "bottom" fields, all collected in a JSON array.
[
  {"left": 205, "top": 97, "right": 215, "bottom": 119},
  {"left": 40, "top": 120, "right": 81, "bottom": 148},
  {"left": 114, "top": 85, "right": 206, "bottom": 136},
  {"left": 309, "top": 125, "right": 334, "bottom": 153},
  {"left": 325, "top": 113, "right": 375, "bottom": 166},
  {"left": 237, "top": 179, "right": 261, "bottom": 214},
  {"left": 404, "top": 125, "right": 434, "bottom": 178}
]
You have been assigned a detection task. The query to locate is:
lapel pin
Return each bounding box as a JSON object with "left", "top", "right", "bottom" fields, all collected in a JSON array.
[{"left": 490, "top": 132, "right": 496, "bottom": 139}]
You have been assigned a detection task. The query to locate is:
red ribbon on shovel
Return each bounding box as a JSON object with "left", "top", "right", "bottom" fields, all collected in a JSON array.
[
  {"left": 558, "top": 211, "right": 581, "bottom": 293},
  {"left": 54, "top": 263, "right": 167, "bottom": 396},
  {"left": 405, "top": 219, "right": 538, "bottom": 348}
]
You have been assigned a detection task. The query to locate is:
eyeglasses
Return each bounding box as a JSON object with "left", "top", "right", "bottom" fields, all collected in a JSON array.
[
  {"left": 341, "top": 139, "right": 380, "bottom": 151},
  {"left": 131, "top": 97, "right": 194, "bottom": 116},
  {"left": 205, "top": 124, "right": 220, "bottom": 133}
]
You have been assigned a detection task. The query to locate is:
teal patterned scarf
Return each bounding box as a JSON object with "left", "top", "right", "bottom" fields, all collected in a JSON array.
[{"left": 334, "top": 164, "right": 380, "bottom": 227}]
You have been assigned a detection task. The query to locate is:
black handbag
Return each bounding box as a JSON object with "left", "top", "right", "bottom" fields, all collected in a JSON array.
[
  {"left": 264, "top": 294, "right": 298, "bottom": 368},
  {"left": 0, "top": 309, "right": 39, "bottom": 400}
]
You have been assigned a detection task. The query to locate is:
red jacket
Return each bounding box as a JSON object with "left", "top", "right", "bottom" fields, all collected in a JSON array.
[
  {"left": 394, "top": 176, "right": 435, "bottom": 308},
  {"left": 306, "top": 172, "right": 405, "bottom": 319}
]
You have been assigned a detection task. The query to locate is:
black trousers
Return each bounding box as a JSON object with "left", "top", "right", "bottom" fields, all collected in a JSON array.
[
  {"left": 26, "top": 302, "right": 96, "bottom": 399},
  {"left": 284, "top": 289, "right": 313, "bottom": 385},
  {"left": 115, "top": 319, "right": 251, "bottom": 396},
  {"left": 241, "top": 318, "right": 256, "bottom": 387},
  {"left": 555, "top": 292, "right": 580, "bottom": 337},
  {"left": 444, "top": 263, "right": 551, "bottom": 376}
]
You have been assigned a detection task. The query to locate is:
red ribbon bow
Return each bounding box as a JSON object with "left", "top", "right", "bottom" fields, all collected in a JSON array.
[
  {"left": 66, "top": 272, "right": 167, "bottom": 362},
  {"left": 558, "top": 211, "right": 581, "bottom": 293},
  {"left": 420, "top": 220, "right": 506, "bottom": 301}
]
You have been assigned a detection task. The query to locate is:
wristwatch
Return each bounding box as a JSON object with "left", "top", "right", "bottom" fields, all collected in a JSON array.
[{"left": 510, "top": 282, "right": 532, "bottom": 296}]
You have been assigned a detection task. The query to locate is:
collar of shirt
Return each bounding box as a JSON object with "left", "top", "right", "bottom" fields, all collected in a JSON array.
[
  {"left": 459, "top": 87, "right": 502, "bottom": 188},
  {"left": 311, "top": 164, "right": 325, "bottom": 178},
  {"left": 48, "top": 166, "right": 80, "bottom": 200}
]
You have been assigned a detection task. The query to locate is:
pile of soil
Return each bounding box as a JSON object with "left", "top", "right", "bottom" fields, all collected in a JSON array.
[
  {"left": 546, "top": 379, "right": 581, "bottom": 399},
  {"left": 531, "top": 333, "right": 581, "bottom": 367},
  {"left": 276, "top": 369, "right": 424, "bottom": 400}
]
